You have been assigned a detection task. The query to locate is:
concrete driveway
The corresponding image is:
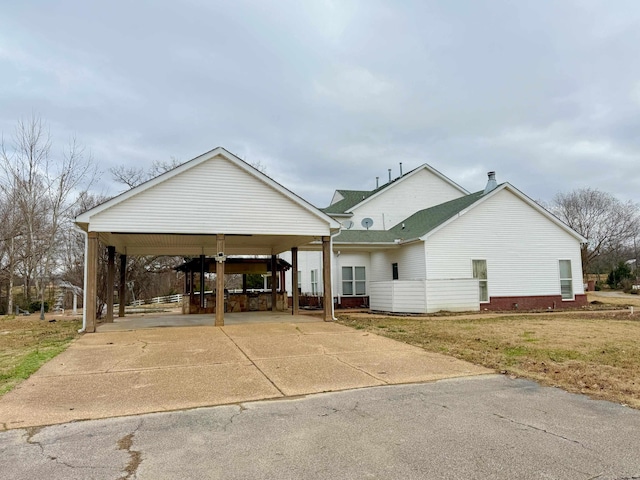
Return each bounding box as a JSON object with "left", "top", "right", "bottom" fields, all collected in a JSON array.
[
  {"left": 2, "top": 377, "right": 639, "bottom": 479},
  {"left": 0, "top": 320, "right": 490, "bottom": 430}
]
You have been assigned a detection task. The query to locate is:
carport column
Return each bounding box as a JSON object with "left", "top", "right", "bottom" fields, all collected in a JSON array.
[
  {"left": 105, "top": 246, "right": 115, "bottom": 322},
  {"left": 322, "top": 236, "right": 333, "bottom": 322},
  {"left": 291, "top": 247, "right": 299, "bottom": 315},
  {"left": 118, "top": 254, "right": 127, "bottom": 317},
  {"left": 215, "top": 234, "right": 225, "bottom": 326},
  {"left": 85, "top": 232, "right": 99, "bottom": 333},
  {"left": 271, "top": 255, "right": 277, "bottom": 311},
  {"left": 200, "top": 254, "right": 205, "bottom": 309}
]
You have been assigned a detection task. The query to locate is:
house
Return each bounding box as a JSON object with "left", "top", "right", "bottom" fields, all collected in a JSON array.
[
  {"left": 284, "top": 165, "right": 587, "bottom": 313},
  {"left": 75, "top": 148, "right": 587, "bottom": 333}
]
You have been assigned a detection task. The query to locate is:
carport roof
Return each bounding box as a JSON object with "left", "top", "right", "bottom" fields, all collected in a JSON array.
[{"left": 75, "top": 147, "right": 340, "bottom": 255}]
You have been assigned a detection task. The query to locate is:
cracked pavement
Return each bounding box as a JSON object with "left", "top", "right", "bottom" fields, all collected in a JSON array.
[{"left": 1, "top": 375, "right": 639, "bottom": 479}]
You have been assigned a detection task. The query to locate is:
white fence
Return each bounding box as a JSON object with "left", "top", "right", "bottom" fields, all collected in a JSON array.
[
  {"left": 114, "top": 294, "right": 183, "bottom": 309},
  {"left": 370, "top": 279, "right": 480, "bottom": 314}
]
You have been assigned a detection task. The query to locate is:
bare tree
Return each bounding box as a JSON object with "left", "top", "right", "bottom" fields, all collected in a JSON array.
[
  {"left": 108, "top": 157, "right": 186, "bottom": 307},
  {"left": 110, "top": 157, "right": 181, "bottom": 190},
  {"left": 0, "top": 115, "right": 98, "bottom": 315},
  {"left": 550, "top": 188, "right": 639, "bottom": 276}
]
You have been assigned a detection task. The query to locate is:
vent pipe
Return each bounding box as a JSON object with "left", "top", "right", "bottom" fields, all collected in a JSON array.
[
  {"left": 483, "top": 171, "right": 498, "bottom": 194},
  {"left": 400, "top": 162, "right": 403, "bottom": 176},
  {"left": 376, "top": 176, "right": 379, "bottom": 188},
  {"left": 388, "top": 168, "right": 392, "bottom": 183}
]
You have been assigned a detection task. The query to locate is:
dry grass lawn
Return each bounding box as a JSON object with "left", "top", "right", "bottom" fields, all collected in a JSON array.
[
  {"left": 587, "top": 291, "right": 640, "bottom": 307},
  {"left": 338, "top": 310, "right": 640, "bottom": 409},
  {"left": 0, "top": 314, "right": 81, "bottom": 396}
]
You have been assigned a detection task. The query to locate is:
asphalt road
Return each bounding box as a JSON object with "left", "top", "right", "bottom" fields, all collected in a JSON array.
[{"left": 1, "top": 375, "right": 639, "bottom": 480}]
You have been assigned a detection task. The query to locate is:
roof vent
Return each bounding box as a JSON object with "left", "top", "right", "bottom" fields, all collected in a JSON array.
[{"left": 483, "top": 171, "right": 497, "bottom": 194}]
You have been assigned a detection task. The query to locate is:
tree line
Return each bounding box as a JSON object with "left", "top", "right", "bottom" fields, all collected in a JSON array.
[
  {"left": 0, "top": 116, "right": 182, "bottom": 315},
  {"left": 547, "top": 189, "right": 640, "bottom": 289}
]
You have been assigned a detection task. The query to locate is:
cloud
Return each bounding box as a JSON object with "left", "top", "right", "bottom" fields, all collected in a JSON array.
[{"left": 2, "top": 0, "right": 640, "bottom": 209}]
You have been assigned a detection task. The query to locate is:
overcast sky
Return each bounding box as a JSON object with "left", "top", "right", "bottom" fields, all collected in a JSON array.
[{"left": 2, "top": 0, "right": 640, "bottom": 208}]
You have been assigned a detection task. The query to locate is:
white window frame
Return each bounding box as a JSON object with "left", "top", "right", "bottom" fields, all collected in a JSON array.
[
  {"left": 342, "top": 266, "right": 366, "bottom": 296},
  {"left": 472, "top": 259, "right": 488, "bottom": 303},
  {"left": 311, "top": 269, "right": 319, "bottom": 295},
  {"left": 297, "top": 270, "right": 302, "bottom": 294},
  {"left": 559, "top": 260, "right": 573, "bottom": 300}
]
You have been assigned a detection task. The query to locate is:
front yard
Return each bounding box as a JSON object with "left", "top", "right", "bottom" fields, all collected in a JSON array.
[
  {"left": 338, "top": 309, "right": 640, "bottom": 409},
  {"left": 0, "top": 314, "right": 81, "bottom": 396}
]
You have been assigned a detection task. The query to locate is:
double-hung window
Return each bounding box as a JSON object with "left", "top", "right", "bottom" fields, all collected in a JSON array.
[
  {"left": 472, "top": 260, "right": 488, "bottom": 302},
  {"left": 311, "top": 269, "right": 319, "bottom": 295},
  {"left": 342, "top": 266, "right": 366, "bottom": 296},
  {"left": 559, "top": 260, "right": 573, "bottom": 300}
]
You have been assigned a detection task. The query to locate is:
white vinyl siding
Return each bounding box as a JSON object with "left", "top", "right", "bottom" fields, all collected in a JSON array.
[
  {"left": 370, "top": 242, "right": 426, "bottom": 281},
  {"left": 342, "top": 266, "right": 366, "bottom": 296},
  {"left": 349, "top": 168, "right": 465, "bottom": 231},
  {"left": 370, "top": 281, "right": 426, "bottom": 313},
  {"left": 559, "top": 260, "right": 573, "bottom": 300},
  {"left": 370, "top": 279, "right": 479, "bottom": 314},
  {"left": 425, "top": 279, "right": 479, "bottom": 313},
  {"left": 88, "top": 155, "right": 329, "bottom": 236},
  {"left": 472, "top": 259, "right": 488, "bottom": 302},
  {"left": 425, "top": 189, "right": 584, "bottom": 298}
]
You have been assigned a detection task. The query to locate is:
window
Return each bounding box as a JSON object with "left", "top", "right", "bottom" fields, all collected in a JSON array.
[
  {"left": 392, "top": 263, "right": 399, "bottom": 280},
  {"left": 297, "top": 270, "right": 302, "bottom": 294},
  {"left": 311, "top": 269, "right": 319, "bottom": 295},
  {"left": 472, "top": 260, "right": 488, "bottom": 302},
  {"left": 559, "top": 260, "right": 573, "bottom": 300},
  {"left": 342, "top": 266, "right": 366, "bottom": 296}
]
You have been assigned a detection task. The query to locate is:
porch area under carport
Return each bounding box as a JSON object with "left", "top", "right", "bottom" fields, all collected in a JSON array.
[{"left": 97, "top": 310, "right": 322, "bottom": 332}]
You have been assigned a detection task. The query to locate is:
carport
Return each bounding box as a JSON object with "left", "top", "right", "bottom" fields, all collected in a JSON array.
[{"left": 75, "top": 147, "right": 340, "bottom": 332}]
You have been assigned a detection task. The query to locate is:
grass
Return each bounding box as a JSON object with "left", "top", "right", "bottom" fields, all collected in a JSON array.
[
  {"left": 338, "top": 309, "right": 640, "bottom": 409},
  {"left": 0, "top": 314, "right": 82, "bottom": 396}
]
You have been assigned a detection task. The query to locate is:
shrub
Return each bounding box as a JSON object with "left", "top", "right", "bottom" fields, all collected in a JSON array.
[
  {"left": 607, "top": 262, "right": 633, "bottom": 288},
  {"left": 28, "top": 301, "right": 49, "bottom": 313}
]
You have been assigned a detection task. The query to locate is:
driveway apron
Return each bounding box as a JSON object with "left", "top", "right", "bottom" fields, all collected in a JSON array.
[{"left": 0, "top": 321, "right": 490, "bottom": 430}]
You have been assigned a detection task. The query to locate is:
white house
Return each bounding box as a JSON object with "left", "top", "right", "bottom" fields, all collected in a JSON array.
[
  {"left": 76, "top": 149, "right": 587, "bottom": 332},
  {"left": 285, "top": 165, "right": 587, "bottom": 313}
]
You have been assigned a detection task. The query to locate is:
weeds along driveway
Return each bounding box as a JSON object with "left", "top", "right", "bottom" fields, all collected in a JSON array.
[{"left": 0, "top": 321, "right": 490, "bottom": 430}]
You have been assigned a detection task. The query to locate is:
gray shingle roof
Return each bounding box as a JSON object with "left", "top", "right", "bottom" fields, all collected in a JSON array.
[
  {"left": 322, "top": 190, "right": 372, "bottom": 215},
  {"left": 333, "top": 190, "right": 488, "bottom": 244}
]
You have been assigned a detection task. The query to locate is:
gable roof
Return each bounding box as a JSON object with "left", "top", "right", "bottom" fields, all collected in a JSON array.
[
  {"left": 323, "top": 190, "right": 373, "bottom": 215},
  {"left": 76, "top": 146, "right": 340, "bottom": 231},
  {"left": 322, "top": 163, "right": 469, "bottom": 215},
  {"left": 334, "top": 183, "right": 587, "bottom": 245}
]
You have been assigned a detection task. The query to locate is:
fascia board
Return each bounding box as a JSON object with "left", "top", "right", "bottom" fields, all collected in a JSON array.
[
  {"left": 500, "top": 183, "right": 588, "bottom": 243},
  {"left": 76, "top": 147, "right": 340, "bottom": 230},
  {"left": 345, "top": 163, "right": 469, "bottom": 213},
  {"left": 420, "top": 183, "right": 588, "bottom": 243}
]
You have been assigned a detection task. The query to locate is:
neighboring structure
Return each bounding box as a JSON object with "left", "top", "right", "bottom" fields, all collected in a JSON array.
[{"left": 285, "top": 165, "right": 588, "bottom": 313}]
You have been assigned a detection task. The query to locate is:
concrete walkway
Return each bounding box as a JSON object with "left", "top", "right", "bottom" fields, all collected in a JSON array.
[{"left": 0, "top": 321, "right": 490, "bottom": 430}]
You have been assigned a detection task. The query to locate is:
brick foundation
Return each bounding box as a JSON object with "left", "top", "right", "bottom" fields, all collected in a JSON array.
[
  {"left": 337, "top": 296, "right": 370, "bottom": 309},
  {"left": 483, "top": 294, "right": 588, "bottom": 311},
  {"left": 287, "top": 296, "right": 370, "bottom": 309}
]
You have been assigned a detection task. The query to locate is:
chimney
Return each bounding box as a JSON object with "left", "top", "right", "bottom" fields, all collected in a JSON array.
[
  {"left": 376, "top": 176, "right": 379, "bottom": 188},
  {"left": 483, "top": 171, "right": 497, "bottom": 194},
  {"left": 388, "top": 168, "right": 392, "bottom": 183},
  {"left": 399, "top": 162, "right": 403, "bottom": 176}
]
